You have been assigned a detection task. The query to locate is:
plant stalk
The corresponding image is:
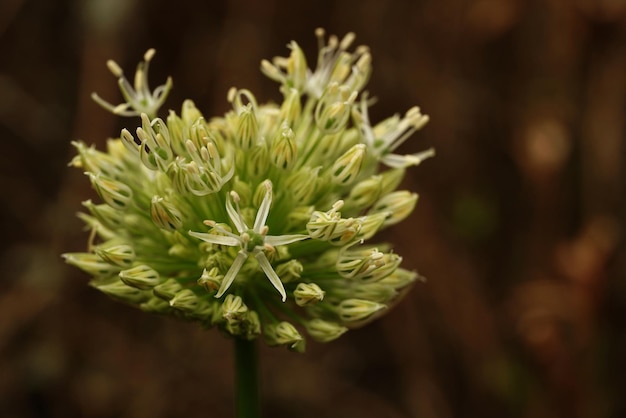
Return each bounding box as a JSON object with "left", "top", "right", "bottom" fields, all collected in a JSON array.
[{"left": 234, "top": 337, "right": 260, "bottom": 418}]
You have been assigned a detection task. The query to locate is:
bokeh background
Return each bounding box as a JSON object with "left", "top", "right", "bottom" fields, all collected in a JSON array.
[{"left": 1, "top": 0, "right": 625, "bottom": 417}]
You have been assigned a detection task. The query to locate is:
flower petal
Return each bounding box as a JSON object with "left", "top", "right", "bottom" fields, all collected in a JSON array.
[
  {"left": 265, "top": 234, "right": 309, "bottom": 246},
  {"left": 188, "top": 231, "right": 240, "bottom": 247},
  {"left": 215, "top": 250, "right": 249, "bottom": 299},
  {"left": 226, "top": 192, "right": 248, "bottom": 233},
  {"left": 254, "top": 180, "right": 273, "bottom": 233},
  {"left": 254, "top": 251, "right": 286, "bottom": 302}
]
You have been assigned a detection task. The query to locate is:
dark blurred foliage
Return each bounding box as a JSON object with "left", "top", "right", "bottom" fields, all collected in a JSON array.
[{"left": 1, "top": 0, "right": 625, "bottom": 417}]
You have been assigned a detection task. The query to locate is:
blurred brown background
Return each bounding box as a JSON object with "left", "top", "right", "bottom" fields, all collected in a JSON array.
[{"left": 1, "top": 0, "right": 625, "bottom": 417}]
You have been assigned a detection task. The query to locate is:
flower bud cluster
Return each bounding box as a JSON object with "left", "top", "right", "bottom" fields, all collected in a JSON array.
[{"left": 65, "top": 30, "right": 432, "bottom": 351}]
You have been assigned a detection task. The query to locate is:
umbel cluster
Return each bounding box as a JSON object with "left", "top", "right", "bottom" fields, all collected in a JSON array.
[{"left": 64, "top": 29, "right": 433, "bottom": 352}]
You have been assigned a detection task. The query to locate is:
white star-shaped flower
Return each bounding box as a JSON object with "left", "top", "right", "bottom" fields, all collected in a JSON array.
[
  {"left": 189, "top": 180, "right": 309, "bottom": 301},
  {"left": 355, "top": 93, "right": 435, "bottom": 168}
]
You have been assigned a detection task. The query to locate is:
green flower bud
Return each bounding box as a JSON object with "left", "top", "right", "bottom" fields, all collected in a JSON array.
[
  {"left": 264, "top": 321, "right": 305, "bottom": 352},
  {"left": 336, "top": 299, "right": 386, "bottom": 323},
  {"left": 270, "top": 123, "right": 297, "bottom": 170},
  {"left": 71, "top": 141, "right": 124, "bottom": 179},
  {"left": 82, "top": 200, "right": 124, "bottom": 230},
  {"left": 285, "top": 166, "right": 321, "bottom": 204},
  {"left": 95, "top": 244, "right": 135, "bottom": 268},
  {"left": 307, "top": 201, "right": 362, "bottom": 246},
  {"left": 314, "top": 83, "right": 356, "bottom": 134},
  {"left": 275, "top": 259, "right": 303, "bottom": 284},
  {"left": 222, "top": 294, "right": 248, "bottom": 322},
  {"left": 347, "top": 174, "right": 383, "bottom": 209},
  {"left": 119, "top": 265, "right": 160, "bottom": 290},
  {"left": 329, "top": 144, "right": 366, "bottom": 185},
  {"left": 63, "top": 253, "right": 121, "bottom": 277},
  {"left": 370, "top": 191, "right": 418, "bottom": 227},
  {"left": 305, "top": 318, "right": 348, "bottom": 343},
  {"left": 93, "top": 279, "right": 149, "bottom": 305},
  {"left": 279, "top": 88, "right": 301, "bottom": 126},
  {"left": 235, "top": 105, "right": 259, "bottom": 150},
  {"left": 150, "top": 196, "right": 183, "bottom": 231},
  {"left": 197, "top": 267, "right": 223, "bottom": 293},
  {"left": 153, "top": 278, "right": 183, "bottom": 301},
  {"left": 181, "top": 99, "right": 203, "bottom": 125},
  {"left": 140, "top": 297, "right": 171, "bottom": 314},
  {"left": 169, "top": 288, "right": 201, "bottom": 312},
  {"left": 88, "top": 173, "right": 133, "bottom": 210},
  {"left": 294, "top": 283, "right": 325, "bottom": 306},
  {"left": 378, "top": 268, "right": 421, "bottom": 290}
]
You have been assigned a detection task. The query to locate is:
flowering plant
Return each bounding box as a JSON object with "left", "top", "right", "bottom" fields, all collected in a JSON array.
[{"left": 64, "top": 29, "right": 433, "bottom": 353}]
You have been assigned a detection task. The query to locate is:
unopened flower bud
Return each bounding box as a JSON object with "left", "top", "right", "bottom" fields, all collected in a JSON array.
[
  {"left": 315, "top": 84, "right": 356, "bottom": 134},
  {"left": 305, "top": 318, "right": 348, "bottom": 343},
  {"left": 82, "top": 200, "right": 123, "bottom": 230},
  {"left": 140, "top": 297, "right": 171, "bottom": 313},
  {"left": 153, "top": 278, "right": 183, "bottom": 301},
  {"left": 270, "top": 123, "right": 297, "bottom": 170},
  {"left": 119, "top": 264, "right": 160, "bottom": 290},
  {"left": 348, "top": 174, "right": 383, "bottom": 209},
  {"left": 88, "top": 173, "right": 133, "bottom": 210},
  {"left": 294, "top": 283, "right": 325, "bottom": 306},
  {"left": 370, "top": 191, "right": 418, "bottom": 227},
  {"left": 63, "top": 253, "right": 121, "bottom": 277},
  {"left": 198, "top": 267, "right": 223, "bottom": 293},
  {"left": 265, "top": 321, "right": 305, "bottom": 352},
  {"left": 329, "top": 144, "right": 365, "bottom": 185},
  {"left": 169, "top": 288, "right": 200, "bottom": 312},
  {"left": 93, "top": 279, "right": 149, "bottom": 304},
  {"left": 222, "top": 294, "right": 248, "bottom": 322},
  {"left": 275, "top": 259, "right": 303, "bottom": 283},
  {"left": 307, "top": 201, "right": 362, "bottom": 246},
  {"left": 95, "top": 244, "right": 135, "bottom": 268},
  {"left": 150, "top": 195, "right": 183, "bottom": 231},
  {"left": 378, "top": 268, "right": 421, "bottom": 290},
  {"left": 279, "top": 88, "right": 301, "bottom": 126},
  {"left": 235, "top": 105, "right": 259, "bottom": 150},
  {"left": 336, "top": 298, "right": 386, "bottom": 322}
]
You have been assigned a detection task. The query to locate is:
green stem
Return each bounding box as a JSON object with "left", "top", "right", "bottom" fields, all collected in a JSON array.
[{"left": 234, "top": 337, "right": 261, "bottom": 418}]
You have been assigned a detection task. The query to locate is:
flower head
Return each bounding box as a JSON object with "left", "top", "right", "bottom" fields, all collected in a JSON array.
[{"left": 65, "top": 30, "right": 433, "bottom": 350}]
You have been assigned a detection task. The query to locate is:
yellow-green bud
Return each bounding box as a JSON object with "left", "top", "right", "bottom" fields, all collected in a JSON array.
[
  {"left": 93, "top": 279, "right": 149, "bottom": 304},
  {"left": 354, "top": 212, "right": 387, "bottom": 241},
  {"left": 314, "top": 83, "right": 356, "bottom": 134},
  {"left": 82, "top": 200, "right": 123, "bottom": 230},
  {"left": 169, "top": 288, "right": 200, "bottom": 312},
  {"left": 329, "top": 144, "right": 365, "bottom": 185},
  {"left": 140, "top": 297, "right": 171, "bottom": 313},
  {"left": 305, "top": 318, "right": 348, "bottom": 343},
  {"left": 222, "top": 294, "right": 248, "bottom": 322},
  {"left": 378, "top": 268, "right": 421, "bottom": 290},
  {"left": 88, "top": 173, "right": 133, "bottom": 210},
  {"left": 307, "top": 201, "right": 362, "bottom": 246},
  {"left": 197, "top": 267, "right": 223, "bottom": 293},
  {"left": 275, "top": 259, "right": 303, "bottom": 283},
  {"left": 294, "top": 283, "right": 325, "bottom": 306},
  {"left": 153, "top": 278, "right": 183, "bottom": 301},
  {"left": 270, "top": 123, "right": 297, "bottom": 170},
  {"left": 336, "top": 299, "right": 386, "bottom": 322},
  {"left": 181, "top": 99, "right": 203, "bottom": 124},
  {"left": 279, "top": 88, "right": 301, "bottom": 126},
  {"left": 370, "top": 191, "right": 418, "bottom": 227},
  {"left": 265, "top": 321, "right": 305, "bottom": 352},
  {"left": 235, "top": 105, "right": 259, "bottom": 150},
  {"left": 348, "top": 174, "right": 383, "bottom": 209},
  {"left": 95, "top": 244, "right": 135, "bottom": 268},
  {"left": 63, "top": 253, "right": 121, "bottom": 277},
  {"left": 150, "top": 196, "right": 183, "bottom": 231},
  {"left": 119, "top": 265, "right": 160, "bottom": 290}
]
